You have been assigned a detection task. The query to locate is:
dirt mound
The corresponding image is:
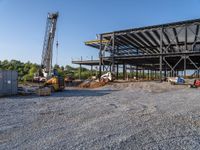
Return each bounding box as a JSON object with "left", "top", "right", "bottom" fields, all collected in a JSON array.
[{"left": 78, "top": 80, "right": 107, "bottom": 88}]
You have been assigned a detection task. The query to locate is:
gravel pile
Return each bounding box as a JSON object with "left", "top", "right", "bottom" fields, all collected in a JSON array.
[{"left": 0, "top": 82, "right": 200, "bottom": 149}]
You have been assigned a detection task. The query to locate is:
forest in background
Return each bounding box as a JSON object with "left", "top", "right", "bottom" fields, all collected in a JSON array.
[{"left": 0, "top": 60, "right": 93, "bottom": 81}]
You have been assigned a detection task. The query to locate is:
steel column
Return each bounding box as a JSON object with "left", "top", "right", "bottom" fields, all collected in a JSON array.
[
  {"left": 142, "top": 69, "right": 145, "bottom": 79},
  {"left": 160, "top": 28, "right": 163, "bottom": 81},
  {"left": 111, "top": 33, "right": 115, "bottom": 72},
  {"left": 79, "top": 64, "right": 81, "bottom": 80},
  {"left": 123, "top": 62, "right": 126, "bottom": 80},
  {"left": 99, "top": 34, "right": 102, "bottom": 78},
  {"left": 116, "top": 64, "right": 119, "bottom": 79},
  {"left": 184, "top": 55, "right": 187, "bottom": 77},
  {"left": 136, "top": 66, "right": 138, "bottom": 80},
  {"left": 185, "top": 26, "right": 187, "bottom": 51}
]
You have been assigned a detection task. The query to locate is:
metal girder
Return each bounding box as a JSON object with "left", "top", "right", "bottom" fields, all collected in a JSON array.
[
  {"left": 129, "top": 33, "right": 157, "bottom": 54},
  {"left": 120, "top": 35, "right": 139, "bottom": 49},
  {"left": 131, "top": 33, "right": 150, "bottom": 48},
  {"left": 172, "top": 28, "right": 179, "bottom": 47},
  {"left": 152, "top": 30, "right": 166, "bottom": 47},
  {"left": 115, "top": 39, "right": 135, "bottom": 51},
  {"left": 138, "top": 32, "right": 160, "bottom": 53},
  {"left": 160, "top": 28, "right": 163, "bottom": 80},
  {"left": 104, "top": 37, "right": 127, "bottom": 48},
  {"left": 163, "top": 29, "right": 171, "bottom": 44},
  {"left": 163, "top": 56, "right": 183, "bottom": 76},
  {"left": 126, "top": 34, "right": 152, "bottom": 54},
  {"left": 144, "top": 31, "right": 160, "bottom": 47},
  {"left": 116, "top": 47, "right": 140, "bottom": 53},
  {"left": 163, "top": 29, "right": 176, "bottom": 52},
  {"left": 111, "top": 33, "right": 115, "bottom": 72},
  {"left": 102, "top": 18, "right": 200, "bottom": 36},
  {"left": 189, "top": 24, "right": 200, "bottom": 50},
  {"left": 114, "top": 38, "right": 131, "bottom": 50},
  {"left": 164, "top": 27, "right": 183, "bottom": 53},
  {"left": 185, "top": 26, "right": 188, "bottom": 50},
  {"left": 194, "top": 25, "right": 199, "bottom": 42},
  {"left": 137, "top": 32, "right": 155, "bottom": 47},
  {"left": 187, "top": 56, "right": 200, "bottom": 70},
  {"left": 120, "top": 35, "right": 151, "bottom": 54}
]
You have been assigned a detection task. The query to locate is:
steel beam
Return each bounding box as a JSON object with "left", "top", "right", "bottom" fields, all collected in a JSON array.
[
  {"left": 160, "top": 28, "right": 163, "bottom": 81},
  {"left": 99, "top": 34, "right": 103, "bottom": 78},
  {"left": 184, "top": 55, "right": 187, "bottom": 77},
  {"left": 111, "top": 33, "right": 115, "bottom": 72},
  {"left": 123, "top": 62, "right": 126, "bottom": 80}
]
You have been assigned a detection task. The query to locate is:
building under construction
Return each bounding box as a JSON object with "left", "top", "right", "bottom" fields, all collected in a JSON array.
[{"left": 72, "top": 19, "right": 200, "bottom": 80}]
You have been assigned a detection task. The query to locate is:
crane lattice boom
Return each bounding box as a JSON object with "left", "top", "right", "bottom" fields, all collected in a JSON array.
[{"left": 41, "top": 12, "right": 58, "bottom": 76}]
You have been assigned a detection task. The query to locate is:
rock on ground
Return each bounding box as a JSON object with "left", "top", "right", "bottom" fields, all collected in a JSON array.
[{"left": 0, "top": 81, "right": 200, "bottom": 150}]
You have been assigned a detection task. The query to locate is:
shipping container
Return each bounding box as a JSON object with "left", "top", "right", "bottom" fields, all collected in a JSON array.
[{"left": 0, "top": 70, "right": 18, "bottom": 97}]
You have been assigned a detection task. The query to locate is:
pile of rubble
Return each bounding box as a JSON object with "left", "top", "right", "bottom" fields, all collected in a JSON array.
[
  {"left": 78, "top": 80, "right": 107, "bottom": 88},
  {"left": 78, "top": 72, "right": 114, "bottom": 88}
]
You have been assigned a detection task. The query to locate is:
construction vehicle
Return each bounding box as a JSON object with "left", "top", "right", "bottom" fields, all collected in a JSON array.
[
  {"left": 190, "top": 79, "right": 200, "bottom": 88},
  {"left": 44, "top": 70, "right": 65, "bottom": 92},
  {"left": 40, "top": 12, "right": 65, "bottom": 92},
  {"left": 100, "top": 72, "right": 115, "bottom": 83},
  {"left": 194, "top": 79, "right": 200, "bottom": 87},
  {"left": 167, "top": 76, "right": 185, "bottom": 85},
  {"left": 168, "top": 76, "right": 200, "bottom": 88}
]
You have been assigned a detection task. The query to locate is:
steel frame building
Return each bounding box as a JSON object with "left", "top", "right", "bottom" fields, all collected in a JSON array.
[{"left": 73, "top": 19, "right": 200, "bottom": 80}]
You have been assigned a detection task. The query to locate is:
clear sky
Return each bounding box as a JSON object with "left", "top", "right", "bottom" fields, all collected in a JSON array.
[{"left": 1, "top": 0, "right": 200, "bottom": 67}]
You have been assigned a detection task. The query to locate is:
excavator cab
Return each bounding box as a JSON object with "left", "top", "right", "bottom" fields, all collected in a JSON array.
[
  {"left": 45, "top": 76, "right": 65, "bottom": 92},
  {"left": 44, "top": 69, "right": 65, "bottom": 92}
]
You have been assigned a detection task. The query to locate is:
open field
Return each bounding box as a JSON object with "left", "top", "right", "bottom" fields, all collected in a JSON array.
[{"left": 1, "top": 82, "right": 200, "bottom": 149}]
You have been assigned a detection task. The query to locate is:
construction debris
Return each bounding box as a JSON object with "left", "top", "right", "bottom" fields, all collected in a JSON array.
[
  {"left": 78, "top": 79, "right": 106, "bottom": 88},
  {"left": 167, "top": 77, "right": 200, "bottom": 88},
  {"left": 167, "top": 76, "right": 185, "bottom": 85},
  {"left": 35, "top": 87, "right": 51, "bottom": 96},
  {"left": 77, "top": 72, "right": 115, "bottom": 88},
  {"left": 100, "top": 72, "right": 115, "bottom": 82}
]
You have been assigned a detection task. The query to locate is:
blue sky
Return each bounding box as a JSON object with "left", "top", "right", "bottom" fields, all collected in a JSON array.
[{"left": 0, "top": 0, "right": 200, "bottom": 67}]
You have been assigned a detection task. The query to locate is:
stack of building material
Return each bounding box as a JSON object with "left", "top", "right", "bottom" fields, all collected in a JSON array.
[{"left": 36, "top": 87, "right": 51, "bottom": 96}]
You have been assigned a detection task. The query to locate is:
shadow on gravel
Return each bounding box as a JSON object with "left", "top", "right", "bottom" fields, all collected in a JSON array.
[
  {"left": 1, "top": 89, "right": 117, "bottom": 100},
  {"left": 51, "top": 89, "right": 117, "bottom": 97}
]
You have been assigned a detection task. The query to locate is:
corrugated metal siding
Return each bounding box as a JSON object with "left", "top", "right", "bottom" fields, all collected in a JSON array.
[{"left": 0, "top": 70, "right": 18, "bottom": 97}]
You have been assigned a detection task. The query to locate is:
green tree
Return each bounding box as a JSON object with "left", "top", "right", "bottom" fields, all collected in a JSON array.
[{"left": 29, "top": 65, "right": 38, "bottom": 75}]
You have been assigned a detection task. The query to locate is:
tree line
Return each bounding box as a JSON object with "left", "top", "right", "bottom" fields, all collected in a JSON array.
[{"left": 0, "top": 60, "right": 92, "bottom": 81}]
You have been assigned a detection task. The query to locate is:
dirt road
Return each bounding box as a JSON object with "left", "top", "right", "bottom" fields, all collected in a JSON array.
[{"left": 1, "top": 82, "right": 200, "bottom": 149}]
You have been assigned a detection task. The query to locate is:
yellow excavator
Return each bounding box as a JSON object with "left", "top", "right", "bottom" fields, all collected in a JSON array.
[{"left": 44, "top": 75, "right": 65, "bottom": 92}]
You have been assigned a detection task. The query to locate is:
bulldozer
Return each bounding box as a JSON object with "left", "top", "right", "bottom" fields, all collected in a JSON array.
[{"left": 100, "top": 72, "right": 115, "bottom": 83}]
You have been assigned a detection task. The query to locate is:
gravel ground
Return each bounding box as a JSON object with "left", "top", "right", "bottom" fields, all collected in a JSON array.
[{"left": 1, "top": 81, "right": 200, "bottom": 150}]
